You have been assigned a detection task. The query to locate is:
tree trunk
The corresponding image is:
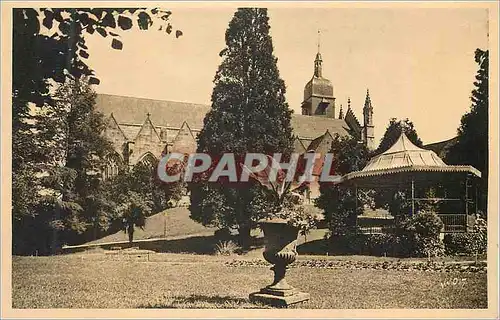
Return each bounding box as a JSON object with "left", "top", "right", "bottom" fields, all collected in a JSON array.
[
  {"left": 239, "top": 225, "right": 252, "bottom": 249},
  {"left": 128, "top": 225, "right": 134, "bottom": 244}
]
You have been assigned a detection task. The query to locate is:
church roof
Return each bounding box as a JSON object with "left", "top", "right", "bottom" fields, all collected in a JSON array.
[
  {"left": 291, "top": 114, "right": 350, "bottom": 140},
  {"left": 96, "top": 94, "right": 210, "bottom": 130},
  {"left": 96, "top": 93, "right": 352, "bottom": 141}
]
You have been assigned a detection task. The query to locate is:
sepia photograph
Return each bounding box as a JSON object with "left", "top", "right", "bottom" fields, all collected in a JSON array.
[{"left": 1, "top": 1, "right": 498, "bottom": 318}]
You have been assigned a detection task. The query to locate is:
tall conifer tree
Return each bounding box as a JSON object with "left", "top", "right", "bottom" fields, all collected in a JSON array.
[
  {"left": 446, "top": 49, "right": 489, "bottom": 213},
  {"left": 189, "top": 8, "right": 293, "bottom": 246}
]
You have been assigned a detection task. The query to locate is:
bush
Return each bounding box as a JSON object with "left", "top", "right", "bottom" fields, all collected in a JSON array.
[
  {"left": 443, "top": 233, "right": 474, "bottom": 255},
  {"left": 362, "top": 233, "right": 399, "bottom": 256},
  {"left": 327, "top": 233, "right": 360, "bottom": 255},
  {"left": 327, "top": 232, "right": 400, "bottom": 257},
  {"left": 214, "top": 240, "right": 239, "bottom": 256},
  {"left": 444, "top": 216, "right": 487, "bottom": 256},
  {"left": 397, "top": 210, "right": 445, "bottom": 258}
]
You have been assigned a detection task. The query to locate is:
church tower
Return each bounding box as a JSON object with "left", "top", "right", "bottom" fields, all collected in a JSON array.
[
  {"left": 363, "top": 89, "right": 375, "bottom": 150},
  {"left": 301, "top": 32, "right": 335, "bottom": 117}
]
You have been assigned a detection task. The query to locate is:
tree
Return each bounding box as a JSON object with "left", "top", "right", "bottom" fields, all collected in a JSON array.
[
  {"left": 37, "top": 78, "right": 116, "bottom": 247},
  {"left": 126, "top": 160, "right": 185, "bottom": 213},
  {"left": 13, "top": 8, "right": 179, "bottom": 171},
  {"left": 116, "top": 191, "right": 151, "bottom": 244},
  {"left": 374, "top": 118, "right": 423, "bottom": 155},
  {"left": 189, "top": 8, "right": 294, "bottom": 247},
  {"left": 445, "top": 49, "right": 489, "bottom": 213},
  {"left": 315, "top": 134, "right": 371, "bottom": 252},
  {"left": 12, "top": 8, "right": 180, "bottom": 254}
]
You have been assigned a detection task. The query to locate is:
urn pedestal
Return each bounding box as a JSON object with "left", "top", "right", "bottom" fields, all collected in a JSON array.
[{"left": 249, "top": 219, "right": 310, "bottom": 307}]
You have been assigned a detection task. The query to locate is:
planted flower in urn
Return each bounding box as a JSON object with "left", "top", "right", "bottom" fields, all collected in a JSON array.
[{"left": 242, "top": 154, "right": 320, "bottom": 307}]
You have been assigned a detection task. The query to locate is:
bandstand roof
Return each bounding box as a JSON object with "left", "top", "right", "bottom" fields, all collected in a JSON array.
[{"left": 340, "top": 133, "right": 481, "bottom": 188}]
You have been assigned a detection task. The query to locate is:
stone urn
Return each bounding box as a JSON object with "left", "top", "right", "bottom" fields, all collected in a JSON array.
[{"left": 249, "top": 218, "right": 310, "bottom": 307}]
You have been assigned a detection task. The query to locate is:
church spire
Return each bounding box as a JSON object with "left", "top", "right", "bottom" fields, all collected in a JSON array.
[
  {"left": 314, "top": 30, "right": 323, "bottom": 77},
  {"left": 364, "top": 89, "right": 373, "bottom": 112},
  {"left": 363, "top": 89, "right": 375, "bottom": 150},
  {"left": 339, "top": 104, "right": 344, "bottom": 119}
]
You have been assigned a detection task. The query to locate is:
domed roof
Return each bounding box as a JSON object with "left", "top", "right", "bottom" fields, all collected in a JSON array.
[{"left": 304, "top": 76, "right": 334, "bottom": 100}]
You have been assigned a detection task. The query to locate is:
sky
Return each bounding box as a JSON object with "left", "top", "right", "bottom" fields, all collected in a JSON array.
[{"left": 85, "top": 5, "right": 489, "bottom": 145}]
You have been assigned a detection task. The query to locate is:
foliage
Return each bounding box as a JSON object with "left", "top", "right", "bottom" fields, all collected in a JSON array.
[
  {"left": 29, "top": 79, "right": 115, "bottom": 249},
  {"left": 396, "top": 210, "right": 445, "bottom": 258},
  {"left": 104, "top": 159, "right": 185, "bottom": 242},
  {"left": 374, "top": 118, "right": 423, "bottom": 155},
  {"left": 271, "top": 195, "right": 320, "bottom": 235},
  {"left": 12, "top": 7, "right": 179, "bottom": 254},
  {"left": 445, "top": 49, "right": 489, "bottom": 213},
  {"left": 316, "top": 134, "right": 371, "bottom": 238},
  {"left": 214, "top": 240, "right": 240, "bottom": 256},
  {"left": 471, "top": 216, "right": 487, "bottom": 255},
  {"left": 13, "top": 7, "right": 178, "bottom": 173},
  {"left": 128, "top": 161, "right": 183, "bottom": 213},
  {"left": 189, "top": 8, "right": 294, "bottom": 247},
  {"left": 443, "top": 233, "right": 475, "bottom": 256},
  {"left": 116, "top": 191, "right": 152, "bottom": 243},
  {"left": 351, "top": 233, "right": 400, "bottom": 257},
  {"left": 443, "top": 216, "right": 487, "bottom": 257}
]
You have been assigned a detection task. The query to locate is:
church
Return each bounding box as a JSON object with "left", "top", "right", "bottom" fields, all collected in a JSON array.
[{"left": 96, "top": 49, "right": 375, "bottom": 198}]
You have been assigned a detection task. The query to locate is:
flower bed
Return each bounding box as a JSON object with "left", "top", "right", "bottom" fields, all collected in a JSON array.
[{"left": 225, "top": 258, "right": 486, "bottom": 273}]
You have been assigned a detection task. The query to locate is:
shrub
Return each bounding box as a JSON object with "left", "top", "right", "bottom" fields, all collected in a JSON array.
[
  {"left": 362, "top": 233, "right": 399, "bottom": 256},
  {"left": 327, "top": 232, "right": 360, "bottom": 255},
  {"left": 327, "top": 232, "right": 399, "bottom": 257},
  {"left": 397, "top": 210, "right": 445, "bottom": 258},
  {"left": 214, "top": 240, "right": 239, "bottom": 256},
  {"left": 444, "top": 216, "right": 487, "bottom": 257},
  {"left": 471, "top": 216, "right": 487, "bottom": 255},
  {"left": 443, "top": 233, "right": 474, "bottom": 255}
]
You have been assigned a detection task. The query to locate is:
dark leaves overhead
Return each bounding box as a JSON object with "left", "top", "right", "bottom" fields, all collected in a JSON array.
[
  {"left": 89, "top": 77, "right": 100, "bottom": 85},
  {"left": 117, "top": 15, "right": 132, "bottom": 30},
  {"left": 111, "top": 38, "right": 123, "bottom": 50},
  {"left": 79, "top": 50, "right": 89, "bottom": 59},
  {"left": 137, "top": 11, "right": 152, "bottom": 30},
  {"left": 13, "top": 7, "right": 182, "bottom": 109},
  {"left": 102, "top": 11, "right": 116, "bottom": 28},
  {"left": 96, "top": 27, "right": 107, "bottom": 37},
  {"left": 12, "top": 8, "right": 183, "bottom": 252}
]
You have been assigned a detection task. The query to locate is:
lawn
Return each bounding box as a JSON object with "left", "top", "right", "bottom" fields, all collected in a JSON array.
[
  {"left": 12, "top": 253, "right": 487, "bottom": 309},
  {"left": 87, "top": 207, "right": 217, "bottom": 245}
]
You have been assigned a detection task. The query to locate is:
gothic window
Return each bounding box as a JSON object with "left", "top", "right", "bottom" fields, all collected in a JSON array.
[
  {"left": 104, "top": 153, "right": 122, "bottom": 180},
  {"left": 138, "top": 152, "right": 158, "bottom": 169}
]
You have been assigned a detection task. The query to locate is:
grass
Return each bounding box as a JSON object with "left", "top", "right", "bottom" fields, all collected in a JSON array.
[
  {"left": 88, "top": 207, "right": 217, "bottom": 245},
  {"left": 12, "top": 253, "right": 487, "bottom": 309}
]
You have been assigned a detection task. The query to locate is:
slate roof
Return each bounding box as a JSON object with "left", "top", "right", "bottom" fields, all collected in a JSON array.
[
  {"left": 96, "top": 94, "right": 210, "bottom": 130},
  {"left": 290, "top": 114, "right": 350, "bottom": 140},
  {"left": 96, "top": 94, "right": 352, "bottom": 141}
]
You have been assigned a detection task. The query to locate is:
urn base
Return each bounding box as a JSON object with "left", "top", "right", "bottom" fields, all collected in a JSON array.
[{"left": 249, "top": 290, "right": 310, "bottom": 307}]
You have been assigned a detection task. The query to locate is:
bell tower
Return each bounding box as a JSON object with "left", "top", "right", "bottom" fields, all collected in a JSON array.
[{"left": 301, "top": 30, "right": 335, "bottom": 118}]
